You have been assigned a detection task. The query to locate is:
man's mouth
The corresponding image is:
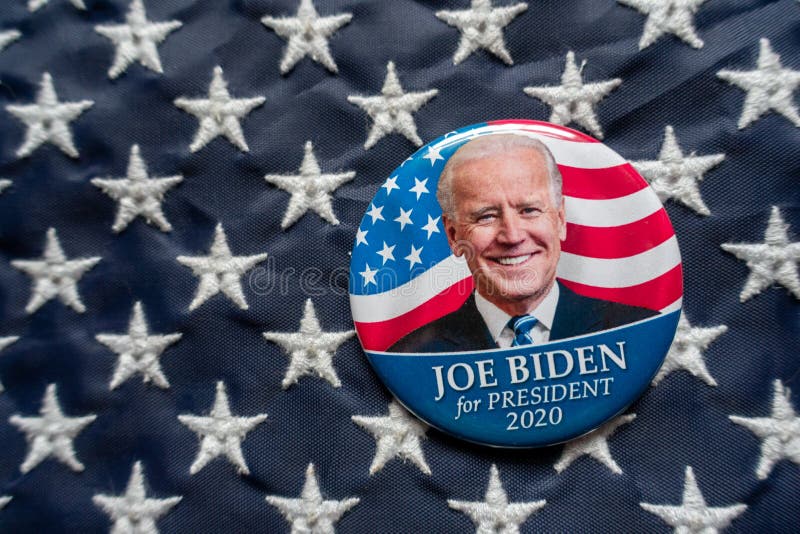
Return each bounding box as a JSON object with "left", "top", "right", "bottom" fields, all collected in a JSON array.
[{"left": 493, "top": 254, "right": 531, "bottom": 266}]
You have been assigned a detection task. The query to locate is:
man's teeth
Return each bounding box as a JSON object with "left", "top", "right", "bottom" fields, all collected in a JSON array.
[{"left": 496, "top": 255, "right": 530, "bottom": 265}]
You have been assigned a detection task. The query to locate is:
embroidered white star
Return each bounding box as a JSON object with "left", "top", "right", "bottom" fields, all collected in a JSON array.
[
  {"left": 94, "top": 0, "right": 182, "bottom": 79},
  {"left": 92, "top": 144, "right": 183, "bottom": 233},
  {"left": 631, "top": 126, "right": 724, "bottom": 216},
  {"left": 640, "top": 466, "right": 747, "bottom": 532},
  {"left": 366, "top": 203, "right": 384, "bottom": 223},
  {"left": 449, "top": 464, "right": 546, "bottom": 532},
  {"left": 177, "top": 223, "right": 268, "bottom": 311},
  {"left": 382, "top": 175, "right": 400, "bottom": 195},
  {"left": 264, "top": 141, "right": 355, "bottom": 229},
  {"left": 93, "top": 461, "right": 182, "bottom": 533},
  {"left": 178, "top": 381, "right": 267, "bottom": 475},
  {"left": 266, "top": 463, "right": 359, "bottom": 534},
  {"left": 554, "top": 414, "right": 636, "bottom": 474},
  {"left": 174, "top": 66, "right": 266, "bottom": 152},
  {"left": 618, "top": 0, "right": 708, "bottom": 50},
  {"left": 721, "top": 206, "right": 800, "bottom": 302},
  {"left": 421, "top": 215, "right": 441, "bottom": 239},
  {"left": 730, "top": 380, "right": 800, "bottom": 480},
  {"left": 405, "top": 244, "right": 423, "bottom": 270},
  {"left": 376, "top": 241, "right": 396, "bottom": 265},
  {"left": 8, "top": 384, "right": 96, "bottom": 473},
  {"left": 409, "top": 177, "right": 429, "bottom": 200},
  {"left": 261, "top": 0, "right": 352, "bottom": 75},
  {"left": 6, "top": 72, "right": 93, "bottom": 159},
  {"left": 652, "top": 313, "right": 726, "bottom": 387},
  {"left": 524, "top": 51, "right": 621, "bottom": 139},
  {"left": 263, "top": 299, "right": 355, "bottom": 389},
  {"left": 422, "top": 146, "right": 444, "bottom": 166},
  {"left": 436, "top": 0, "right": 528, "bottom": 65},
  {"left": 395, "top": 207, "right": 413, "bottom": 231},
  {"left": 360, "top": 263, "right": 378, "bottom": 287},
  {"left": 348, "top": 61, "right": 438, "bottom": 149},
  {"left": 718, "top": 38, "right": 800, "bottom": 129},
  {"left": 0, "top": 336, "right": 19, "bottom": 393},
  {"left": 95, "top": 301, "right": 182, "bottom": 390},
  {"left": 0, "top": 496, "right": 10, "bottom": 510},
  {"left": 355, "top": 228, "right": 368, "bottom": 246},
  {"left": 352, "top": 401, "right": 431, "bottom": 475},
  {"left": 11, "top": 228, "right": 101, "bottom": 314},
  {"left": 0, "top": 30, "right": 20, "bottom": 52},
  {"left": 0, "top": 180, "right": 11, "bottom": 195},
  {"left": 28, "top": 0, "right": 85, "bottom": 12}
]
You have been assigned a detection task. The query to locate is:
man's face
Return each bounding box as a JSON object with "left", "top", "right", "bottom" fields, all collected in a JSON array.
[{"left": 443, "top": 147, "right": 566, "bottom": 315}]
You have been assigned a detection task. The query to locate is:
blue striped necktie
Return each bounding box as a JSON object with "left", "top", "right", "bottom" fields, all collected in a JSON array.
[{"left": 509, "top": 315, "right": 538, "bottom": 347}]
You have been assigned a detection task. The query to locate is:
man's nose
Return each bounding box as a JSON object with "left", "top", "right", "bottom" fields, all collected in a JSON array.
[{"left": 496, "top": 213, "right": 525, "bottom": 244}]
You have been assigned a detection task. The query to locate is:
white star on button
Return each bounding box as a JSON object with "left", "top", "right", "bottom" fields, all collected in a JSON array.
[
  {"left": 366, "top": 203, "right": 385, "bottom": 224},
  {"left": 92, "top": 144, "right": 183, "bottom": 233},
  {"left": 351, "top": 401, "right": 431, "bottom": 475},
  {"left": 263, "top": 299, "right": 355, "bottom": 389},
  {"left": 618, "top": 0, "right": 709, "bottom": 50},
  {"left": 348, "top": 61, "right": 438, "bottom": 149},
  {"left": 730, "top": 380, "right": 800, "bottom": 480},
  {"left": 422, "top": 145, "right": 444, "bottom": 166},
  {"left": 436, "top": 0, "right": 528, "bottom": 65},
  {"left": 376, "top": 241, "right": 396, "bottom": 265},
  {"left": 554, "top": 414, "right": 636, "bottom": 474},
  {"left": 8, "top": 384, "right": 96, "bottom": 473},
  {"left": 264, "top": 141, "right": 355, "bottom": 229},
  {"left": 640, "top": 466, "right": 746, "bottom": 531},
  {"left": 524, "top": 51, "right": 621, "bottom": 139},
  {"left": 395, "top": 207, "right": 413, "bottom": 231},
  {"left": 95, "top": 301, "right": 183, "bottom": 390},
  {"left": 6, "top": 73, "right": 93, "bottom": 159},
  {"left": 355, "top": 228, "right": 368, "bottom": 246},
  {"left": 721, "top": 206, "right": 800, "bottom": 302},
  {"left": 261, "top": 0, "right": 352, "bottom": 75},
  {"left": 360, "top": 263, "right": 378, "bottom": 287},
  {"left": 266, "top": 463, "right": 359, "bottom": 533},
  {"left": 382, "top": 175, "right": 400, "bottom": 195},
  {"left": 177, "top": 223, "right": 268, "bottom": 311},
  {"left": 718, "top": 38, "right": 800, "bottom": 129},
  {"left": 94, "top": 461, "right": 182, "bottom": 533},
  {"left": 178, "top": 381, "right": 267, "bottom": 475},
  {"left": 174, "top": 66, "right": 266, "bottom": 152},
  {"left": 448, "top": 464, "right": 546, "bottom": 532},
  {"left": 421, "top": 215, "right": 441, "bottom": 239},
  {"left": 404, "top": 244, "right": 423, "bottom": 270},
  {"left": 652, "top": 312, "right": 726, "bottom": 387},
  {"left": 409, "top": 177, "right": 429, "bottom": 200},
  {"left": 94, "top": 0, "right": 183, "bottom": 79},
  {"left": 11, "top": 228, "right": 101, "bottom": 314}
]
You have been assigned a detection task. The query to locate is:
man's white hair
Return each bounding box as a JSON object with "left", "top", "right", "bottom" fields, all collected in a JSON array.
[{"left": 436, "top": 134, "right": 563, "bottom": 218}]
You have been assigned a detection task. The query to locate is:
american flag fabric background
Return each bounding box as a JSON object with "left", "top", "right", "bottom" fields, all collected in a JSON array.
[{"left": 0, "top": 0, "right": 797, "bottom": 532}]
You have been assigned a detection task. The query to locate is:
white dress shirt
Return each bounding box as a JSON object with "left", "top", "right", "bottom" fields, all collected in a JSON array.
[{"left": 474, "top": 282, "right": 560, "bottom": 348}]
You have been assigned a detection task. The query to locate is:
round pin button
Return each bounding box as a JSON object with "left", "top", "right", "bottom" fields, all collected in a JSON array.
[{"left": 349, "top": 120, "right": 682, "bottom": 447}]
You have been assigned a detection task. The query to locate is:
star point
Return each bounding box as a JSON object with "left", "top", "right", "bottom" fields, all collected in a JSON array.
[
  {"left": 266, "top": 463, "right": 359, "bottom": 533},
  {"left": 0, "top": 30, "right": 21, "bottom": 52},
  {"left": 653, "top": 312, "right": 726, "bottom": 386},
  {"left": 11, "top": 227, "right": 101, "bottom": 314},
  {"left": 524, "top": 51, "right": 621, "bottom": 139},
  {"left": 436, "top": 0, "right": 528, "bottom": 65},
  {"left": 554, "top": 414, "right": 636, "bottom": 474},
  {"left": 264, "top": 140, "right": 354, "bottom": 229},
  {"left": 640, "top": 466, "right": 747, "bottom": 531},
  {"left": 28, "top": 0, "right": 85, "bottom": 12},
  {"left": 92, "top": 144, "right": 183, "bottom": 233},
  {"left": 177, "top": 223, "right": 268, "bottom": 311},
  {"left": 95, "top": 301, "right": 182, "bottom": 390},
  {"left": 0, "top": 336, "right": 19, "bottom": 393},
  {"left": 631, "top": 125, "right": 724, "bottom": 215},
  {"left": 178, "top": 381, "right": 267, "bottom": 475},
  {"left": 174, "top": 66, "right": 266, "bottom": 152},
  {"left": 449, "top": 464, "right": 546, "bottom": 532},
  {"left": 730, "top": 380, "right": 800, "bottom": 479},
  {"left": 263, "top": 299, "right": 355, "bottom": 389},
  {"left": 352, "top": 401, "right": 431, "bottom": 475},
  {"left": 721, "top": 206, "right": 800, "bottom": 302},
  {"left": 348, "top": 61, "right": 438, "bottom": 149},
  {"left": 718, "top": 38, "right": 800, "bottom": 129},
  {"left": 6, "top": 72, "right": 93, "bottom": 159},
  {"left": 261, "top": 0, "right": 352, "bottom": 75},
  {"left": 9, "top": 383, "right": 96, "bottom": 473},
  {"left": 618, "top": 0, "right": 708, "bottom": 50},
  {"left": 94, "top": 0, "right": 183, "bottom": 79},
  {"left": 94, "top": 461, "right": 182, "bottom": 533}
]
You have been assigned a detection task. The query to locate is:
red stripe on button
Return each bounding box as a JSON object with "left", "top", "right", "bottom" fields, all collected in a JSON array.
[
  {"left": 562, "top": 209, "right": 675, "bottom": 259},
  {"left": 561, "top": 163, "right": 648, "bottom": 200},
  {"left": 559, "top": 265, "right": 683, "bottom": 311}
]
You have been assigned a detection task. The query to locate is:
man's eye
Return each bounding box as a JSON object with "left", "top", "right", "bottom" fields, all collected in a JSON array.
[
  {"left": 522, "top": 207, "right": 543, "bottom": 217},
  {"left": 476, "top": 213, "right": 496, "bottom": 223}
]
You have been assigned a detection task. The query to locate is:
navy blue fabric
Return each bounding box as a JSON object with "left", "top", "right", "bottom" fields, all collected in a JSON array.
[{"left": 0, "top": 0, "right": 797, "bottom": 532}]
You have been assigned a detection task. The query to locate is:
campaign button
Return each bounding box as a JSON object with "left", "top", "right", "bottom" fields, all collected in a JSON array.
[{"left": 349, "top": 120, "right": 682, "bottom": 447}]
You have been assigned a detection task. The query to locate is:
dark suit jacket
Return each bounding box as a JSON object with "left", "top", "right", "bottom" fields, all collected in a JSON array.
[{"left": 387, "top": 283, "right": 657, "bottom": 353}]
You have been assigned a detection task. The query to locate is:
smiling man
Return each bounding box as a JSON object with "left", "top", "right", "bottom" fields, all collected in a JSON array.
[{"left": 387, "top": 134, "right": 656, "bottom": 353}]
